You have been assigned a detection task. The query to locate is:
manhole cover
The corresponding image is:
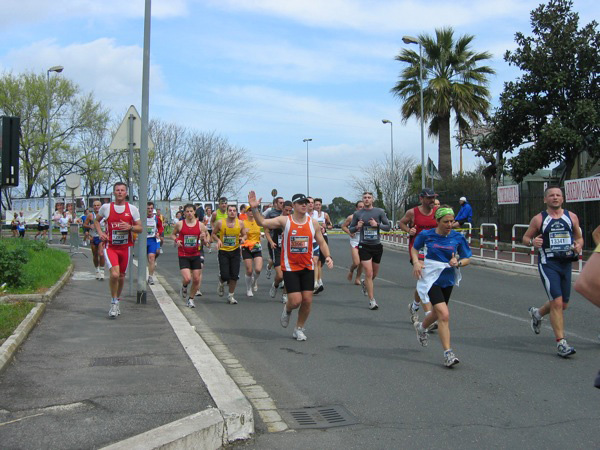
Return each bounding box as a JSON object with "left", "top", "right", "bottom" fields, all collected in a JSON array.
[
  {"left": 282, "top": 405, "right": 358, "bottom": 429},
  {"left": 90, "top": 356, "right": 152, "bottom": 367},
  {"left": 72, "top": 271, "right": 97, "bottom": 281}
]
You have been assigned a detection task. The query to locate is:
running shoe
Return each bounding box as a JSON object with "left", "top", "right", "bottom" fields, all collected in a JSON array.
[
  {"left": 282, "top": 293, "right": 287, "bottom": 304},
  {"left": 316, "top": 284, "right": 324, "bottom": 294},
  {"left": 427, "top": 321, "right": 438, "bottom": 332},
  {"left": 556, "top": 339, "right": 576, "bottom": 358},
  {"left": 361, "top": 279, "right": 367, "bottom": 296},
  {"left": 280, "top": 305, "right": 291, "bottom": 328},
  {"left": 180, "top": 285, "right": 188, "bottom": 299},
  {"left": 252, "top": 277, "right": 259, "bottom": 292},
  {"left": 108, "top": 302, "right": 119, "bottom": 319},
  {"left": 269, "top": 283, "right": 277, "bottom": 298},
  {"left": 369, "top": 299, "right": 379, "bottom": 310},
  {"left": 528, "top": 307, "right": 542, "bottom": 334},
  {"left": 99, "top": 271, "right": 105, "bottom": 281},
  {"left": 408, "top": 303, "right": 419, "bottom": 324},
  {"left": 228, "top": 295, "right": 238, "bottom": 305},
  {"left": 217, "top": 280, "right": 225, "bottom": 297},
  {"left": 414, "top": 322, "right": 428, "bottom": 347},
  {"left": 266, "top": 266, "right": 272, "bottom": 279},
  {"left": 444, "top": 350, "right": 460, "bottom": 367},
  {"left": 148, "top": 276, "right": 154, "bottom": 285},
  {"left": 187, "top": 298, "right": 195, "bottom": 308},
  {"left": 293, "top": 327, "right": 307, "bottom": 341},
  {"left": 195, "top": 291, "right": 203, "bottom": 297},
  {"left": 246, "top": 289, "right": 254, "bottom": 297},
  {"left": 95, "top": 269, "right": 100, "bottom": 280}
]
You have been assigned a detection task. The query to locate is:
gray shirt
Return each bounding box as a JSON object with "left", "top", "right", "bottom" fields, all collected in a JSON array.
[
  {"left": 349, "top": 207, "right": 390, "bottom": 245},
  {"left": 264, "top": 208, "right": 282, "bottom": 240}
]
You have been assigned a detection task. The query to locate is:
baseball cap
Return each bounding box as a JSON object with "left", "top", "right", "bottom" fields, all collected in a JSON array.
[
  {"left": 459, "top": 196, "right": 467, "bottom": 202},
  {"left": 419, "top": 188, "right": 438, "bottom": 197},
  {"left": 292, "top": 193, "right": 309, "bottom": 204}
]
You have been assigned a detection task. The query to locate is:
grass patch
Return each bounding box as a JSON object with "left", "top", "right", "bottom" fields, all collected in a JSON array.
[{"left": 0, "top": 301, "right": 35, "bottom": 340}]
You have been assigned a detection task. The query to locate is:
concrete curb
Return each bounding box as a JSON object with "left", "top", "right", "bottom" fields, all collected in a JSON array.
[
  {"left": 0, "top": 303, "right": 46, "bottom": 374},
  {"left": 0, "top": 264, "right": 74, "bottom": 304}
]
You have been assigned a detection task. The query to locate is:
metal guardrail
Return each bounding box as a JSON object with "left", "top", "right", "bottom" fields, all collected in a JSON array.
[
  {"left": 479, "top": 223, "right": 498, "bottom": 259},
  {"left": 511, "top": 224, "right": 534, "bottom": 265}
]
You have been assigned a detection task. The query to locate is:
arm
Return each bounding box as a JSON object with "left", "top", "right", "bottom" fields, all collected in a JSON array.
[
  {"left": 449, "top": 235, "right": 473, "bottom": 268},
  {"left": 593, "top": 225, "right": 600, "bottom": 247},
  {"left": 94, "top": 210, "right": 107, "bottom": 241},
  {"left": 522, "top": 214, "right": 543, "bottom": 248},
  {"left": 570, "top": 214, "right": 584, "bottom": 253},
  {"left": 171, "top": 221, "right": 183, "bottom": 247},
  {"left": 398, "top": 209, "right": 415, "bottom": 235},
  {"left": 376, "top": 210, "right": 391, "bottom": 232},
  {"left": 131, "top": 219, "right": 143, "bottom": 234},
  {"left": 341, "top": 214, "right": 353, "bottom": 236},
  {"left": 84, "top": 213, "right": 94, "bottom": 230},
  {"left": 348, "top": 212, "right": 360, "bottom": 233},
  {"left": 239, "top": 221, "right": 248, "bottom": 244},
  {"left": 325, "top": 213, "right": 333, "bottom": 230},
  {"left": 411, "top": 233, "right": 425, "bottom": 279},
  {"left": 212, "top": 221, "right": 222, "bottom": 248},
  {"left": 313, "top": 219, "right": 333, "bottom": 269},
  {"left": 247, "top": 191, "right": 286, "bottom": 230},
  {"left": 574, "top": 253, "right": 600, "bottom": 308},
  {"left": 200, "top": 223, "right": 210, "bottom": 247}
]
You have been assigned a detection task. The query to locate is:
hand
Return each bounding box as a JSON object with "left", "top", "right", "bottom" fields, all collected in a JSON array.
[
  {"left": 368, "top": 218, "right": 377, "bottom": 227},
  {"left": 573, "top": 241, "right": 582, "bottom": 254},
  {"left": 270, "top": 241, "right": 277, "bottom": 249},
  {"left": 532, "top": 234, "right": 543, "bottom": 248},
  {"left": 247, "top": 191, "right": 262, "bottom": 209},
  {"left": 349, "top": 232, "right": 355, "bottom": 239},
  {"left": 118, "top": 220, "right": 131, "bottom": 230},
  {"left": 449, "top": 252, "right": 459, "bottom": 268},
  {"left": 409, "top": 227, "right": 417, "bottom": 236},
  {"left": 99, "top": 232, "right": 108, "bottom": 242},
  {"left": 176, "top": 240, "right": 183, "bottom": 248},
  {"left": 356, "top": 220, "right": 364, "bottom": 230},
  {"left": 412, "top": 261, "right": 424, "bottom": 279},
  {"left": 217, "top": 239, "right": 222, "bottom": 249},
  {"left": 325, "top": 256, "right": 334, "bottom": 269}
]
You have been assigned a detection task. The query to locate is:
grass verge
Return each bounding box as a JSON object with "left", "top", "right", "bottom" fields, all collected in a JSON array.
[{"left": 0, "top": 301, "right": 35, "bottom": 340}]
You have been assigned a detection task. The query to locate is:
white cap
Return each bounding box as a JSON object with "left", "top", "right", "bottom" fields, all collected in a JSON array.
[{"left": 459, "top": 196, "right": 467, "bottom": 202}]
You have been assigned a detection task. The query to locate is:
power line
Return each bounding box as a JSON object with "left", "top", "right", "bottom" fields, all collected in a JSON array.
[{"left": 250, "top": 152, "right": 363, "bottom": 172}]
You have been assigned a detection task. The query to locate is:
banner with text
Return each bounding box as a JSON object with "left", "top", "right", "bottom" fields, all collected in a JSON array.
[
  {"left": 497, "top": 184, "right": 520, "bottom": 205},
  {"left": 565, "top": 176, "right": 600, "bottom": 202}
]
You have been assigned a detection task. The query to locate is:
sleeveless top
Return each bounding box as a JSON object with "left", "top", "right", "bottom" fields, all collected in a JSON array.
[
  {"left": 245, "top": 219, "right": 262, "bottom": 252},
  {"left": 146, "top": 215, "right": 158, "bottom": 239},
  {"left": 215, "top": 209, "right": 228, "bottom": 222},
  {"left": 312, "top": 211, "right": 327, "bottom": 236},
  {"left": 409, "top": 206, "right": 438, "bottom": 257},
  {"left": 539, "top": 210, "right": 577, "bottom": 262},
  {"left": 219, "top": 218, "right": 241, "bottom": 252},
  {"left": 107, "top": 203, "right": 134, "bottom": 247},
  {"left": 178, "top": 219, "right": 202, "bottom": 258},
  {"left": 281, "top": 216, "right": 315, "bottom": 272}
]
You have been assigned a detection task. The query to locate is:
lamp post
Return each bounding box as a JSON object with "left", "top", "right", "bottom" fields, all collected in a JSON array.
[
  {"left": 402, "top": 35, "right": 425, "bottom": 189},
  {"left": 303, "top": 138, "right": 312, "bottom": 195},
  {"left": 46, "top": 65, "right": 64, "bottom": 242},
  {"left": 381, "top": 119, "right": 395, "bottom": 227}
]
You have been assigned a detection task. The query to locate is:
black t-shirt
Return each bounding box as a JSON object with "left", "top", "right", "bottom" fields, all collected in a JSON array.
[{"left": 195, "top": 207, "right": 205, "bottom": 221}]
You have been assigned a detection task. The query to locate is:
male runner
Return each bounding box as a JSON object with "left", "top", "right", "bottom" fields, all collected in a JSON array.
[
  {"left": 523, "top": 186, "right": 583, "bottom": 357},
  {"left": 35, "top": 216, "right": 49, "bottom": 240},
  {"left": 203, "top": 205, "right": 213, "bottom": 253},
  {"left": 341, "top": 200, "right": 365, "bottom": 285},
  {"left": 94, "top": 182, "right": 142, "bottom": 318},
  {"left": 399, "top": 188, "right": 438, "bottom": 323},
  {"left": 146, "top": 201, "right": 164, "bottom": 285},
  {"left": 241, "top": 208, "right": 263, "bottom": 297},
  {"left": 171, "top": 204, "right": 208, "bottom": 308},
  {"left": 17, "top": 211, "right": 26, "bottom": 238},
  {"left": 249, "top": 192, "right": 333, "bottom": 341},
  {"left": 268, "top": 200, "right": 293, "bottom": 302},
  {"left": 81, "top": 209, "right": 91, "bottom": 246},
  {"left": 213, "top": 204, "right": 247, "bottom": 304},
  {"left": 348, "top": 191, "right": 391, "bottom": 310},
  {"left": 312, "top": 198, "right": 332, "bottom": 293},
  {"left": 84, "top": 200, "right": 106, "bottom": 280},
  {"left": 264, "top": 196, "right": 284, "bottom": 279},
  {"left": 210, "top": 197, "right": 229, "bottom": 230}
]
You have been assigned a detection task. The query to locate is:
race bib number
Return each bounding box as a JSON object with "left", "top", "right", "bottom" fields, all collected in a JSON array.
[
  {"left": 550, "top": 231, "right": 571, "bottom": 252},
  {"left": 364, "top": 226, "right": 378, "bottom": 240},
  {"left": 184, "top": 235, "right": 198, "bottom": 247},
  {"left": 277, "top": 235, "right": 282, "bottom": 246},
  {"left": 112, "top": 230, "right": 129, "bottom": 245},
  {"left": 223, "top": 234, "right": 237, "bottom": 247},
  {"left": 290, "top": 236, "right": 309, "bottom": 253},
  {"left": 252, "top": 243, "right": 262, "bottom": 252},
  {"left": 147, "top": 226, "right": 156, "bottom": 237}
]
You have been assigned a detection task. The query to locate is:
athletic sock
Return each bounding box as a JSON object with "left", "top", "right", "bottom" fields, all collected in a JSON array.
[
  {"left": 534, "top": 310, "right": 542, "bottom": 320},
  {"left": 253, "top": 270, "right": 261, "bottom": 282},
  {"left": 245, "top": 274, "right": 253, "bottom": 290},
  {"left": 111, "top": 297, "right": 118, "bottom": 304},
  {"left": 412, "top": 301, "right": 420, "bottom": 311},
  {"left": 318, "top": 279, "right": 323, "bottom": 287}
]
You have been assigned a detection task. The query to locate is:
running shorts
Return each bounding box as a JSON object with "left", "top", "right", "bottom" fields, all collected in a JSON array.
[
  {"left": 273, "top": 247, "right": 281, "bottom": 268},
  {"left": 428, "top": 285, "right": 453, "bottom": 305},
  {"left": 538, "top": 259, "right": 572, "bottom": 302},
  {"left": 358, "top": 243, "right": 383, "bottom": 264},
  {"left": 92, "top": 236, "right": 101, "bottom": 246},
  {"left": 218, "top": 249, "right": 241, "bottom": 282},
  {"left": 242, "top": 248, "right": 263, "bottom": 260},
  {"left": 268, "top": 245, "right": 275, "bottom": 262},
  {"left": 104, "top": 245, "right": 131, "bottom": 275},
  {"left": 147, "top": 238, "right": 160, "bottom": 255},
  {"left": 318, "top": 235, "right": 329, "bottom": 265},
  {"left": 313, "top": 244, "right": 320, "bottom": 257},
  {"left": 61, "top": 231, "right": 68, "bottom": 236},
  {"left": 179, "top": 255, "right": 204, "bottom": 270},
  {"left": 282, "top": 269, "right": 315, "bottom": 294}
]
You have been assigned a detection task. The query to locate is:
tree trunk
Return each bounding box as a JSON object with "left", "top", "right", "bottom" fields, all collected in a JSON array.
[{"left": 438, "top": 114, "right": 452, "bottom": 179}]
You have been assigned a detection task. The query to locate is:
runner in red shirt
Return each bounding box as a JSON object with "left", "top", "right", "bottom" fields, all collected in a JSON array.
[
  {"left": 94, "top": 182, "right": 142, "bottom": 318},
  {"left": 248, "top": 191, "right": 333, "bottom": 341},
  {"left": 399, "top": 188, "right": 439, "bottom": 325}
]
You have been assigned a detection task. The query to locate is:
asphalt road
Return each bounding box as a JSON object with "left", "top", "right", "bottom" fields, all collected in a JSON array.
[{"left": 157, "top": 235, "right": 600, "bottom": 450}]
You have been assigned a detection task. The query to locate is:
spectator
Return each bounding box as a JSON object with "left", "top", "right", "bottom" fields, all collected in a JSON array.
[
  {"left": 453, "top": 196, "right": 472, "bottom": 228},
  {"left": 195, "top": 203, "right": 205, "bottom": 222}
]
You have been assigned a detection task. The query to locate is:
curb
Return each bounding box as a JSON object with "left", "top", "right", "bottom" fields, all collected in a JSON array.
[
  {"left": 0, "top": 303, "right": 46, "bottom": 374},
  {"left": 0, "top": 264, "right": 74, "bottom": 304}
]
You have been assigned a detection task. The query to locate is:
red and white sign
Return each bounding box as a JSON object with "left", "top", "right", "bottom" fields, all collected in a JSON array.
[
  {"left": 497, "top": 185, "right": 519, "bottom": 205},
  {"left": 565, "top": 176, "right": 600, "bottom": 202}
]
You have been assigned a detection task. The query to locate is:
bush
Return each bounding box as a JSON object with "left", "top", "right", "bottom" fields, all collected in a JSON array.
[{"left": 0, "top": 240, "right": 29, "bottom": 288}]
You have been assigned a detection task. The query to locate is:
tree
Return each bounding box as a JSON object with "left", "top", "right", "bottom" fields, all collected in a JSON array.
[
  {"left": 327, "top": 197, "right": 355, "bottom": 223},
  {"left": 149, "top": 119, "right": 189, "bottom": 200},
  {"left": 391, "top": 27, "right": 495, "bottom": 178},
  {"left": 491, "top": 0, "right": 600, "bottom": 183},
  {"left": 0, "top": 71, "right": 108, "bottom": 197}
]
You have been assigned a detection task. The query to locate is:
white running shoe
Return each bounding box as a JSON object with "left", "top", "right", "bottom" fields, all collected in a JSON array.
[
  {"left": 108, "top": 302, "right": 119, "bottom": 318},
  {"left": 444, "top": 350, "right": 459, "bottom": 367},
  {"left": 217, "top": 280, "right": 225, "bottom": 297},
  {"left": 95, "top": 269, "right": 100, "bottom": 280},
  {"left": 187, "top": 298, "right": 195, "bottom": 308},
  {"left": 266, "top": 266, "right": 272, "bottom": 279},
  {"left": 280, "top": 306, "right": 291, "bottom": 328},
  {"left": 246, "top": 289, "right": 254, "bottom": 297},
  {"left": 414, "top": 322, "right": 428, "bottom": 347},
  {"left": 528, "top": 307, "right": 542, "bottom": 334},
  {"left": 293, "top": 327, "right": 307, "bottom": 341},
  {"left": 228, "top": 295, "right": 238, "bottom": 305},
  {"left": 408, "top": 303, "right": 419, "bottom": 324},
  {"left": 180, "top": 285, "right": 188, "bottom": 299},
  {"left": 282, "top": 293, "right": 287, "bottom": 304},
  {"left": 269, "top": 283, "right": 277, "bottom": 298},
  {"left": 148, "top": 276, "right": 154, "bottom": 285},
  {"left": 99, "top": 270, "right": 105, "bottom": 281},
  {"left": 369, "top": 299, "right": 379, "bottom": 310},
  {"left": 195, "top": 291, "right": 203, "bottom": 297},
  {"left": 557, "top": 339, "right": 576, "bottom": 358}
]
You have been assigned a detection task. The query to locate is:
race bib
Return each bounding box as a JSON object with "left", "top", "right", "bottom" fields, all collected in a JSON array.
[
  {"left": 252, "top": 242, "right": 262, "bottom": 252},
  {"left": 364, "top": 226, "right": 378, "bottom": 240},
  {"left": 184, "top": 235, "right": 198, "bottom": 247},
  {"left": 290, "top": 236, "right": 309, "bottom": 253},
  {"left": 223, "top": 234, "right": 237, "bottom": 247},
  {"left": 549, "top": 231, "right": 571, "bottom": 252},
  {"left": 112, "top": 230, "right": 129, "bottom": 245},
  {"left": 277, "top": 235, "right": 282, "bottom": 246},
  {"left": 147, "top": 226, "right": 156, "bottom": 237}
]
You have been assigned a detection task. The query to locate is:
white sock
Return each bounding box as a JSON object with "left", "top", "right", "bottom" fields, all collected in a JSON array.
[
  {"left": 245, "top": 274, "right": 253, "bottom": 290},
  {"left": 253, "top": 271, "right": 261, "bottom": 283},
  {"left": 318, "top": 279, "right": 323, "bottom": 287},
  {"left": 412, "top": 301, "right": 420, "bottom": 310}
]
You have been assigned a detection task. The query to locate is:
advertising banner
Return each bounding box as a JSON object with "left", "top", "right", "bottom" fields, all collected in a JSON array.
[{"left": 497, "top": 184, "right": 520, "bottom": 205}]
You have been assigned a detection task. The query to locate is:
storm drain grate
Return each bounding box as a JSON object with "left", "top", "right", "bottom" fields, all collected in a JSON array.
[
  {"left": 90, "top": 356, "right": 152, "bottom": 367},
  {"left": 283, "top": 405, "right": 358, "bottom": 429}
]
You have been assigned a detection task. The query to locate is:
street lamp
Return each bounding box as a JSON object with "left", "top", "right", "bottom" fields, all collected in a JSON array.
[
  {"left": 402, "top": 35, "right": 425, "bottom": 189},
  {"left": 303, "top": 138, "right": 312, "bottom": 195},
  {"left": 381, "top": 119, "right": 395, "bottom": 227},
  {"left": 46, "top": 65, "right": 64, "bottom": 242}
]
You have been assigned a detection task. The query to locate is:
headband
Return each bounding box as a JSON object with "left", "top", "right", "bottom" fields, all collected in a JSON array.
[{"left": 435, "top": 207, "right": 454, "bottom": 219}]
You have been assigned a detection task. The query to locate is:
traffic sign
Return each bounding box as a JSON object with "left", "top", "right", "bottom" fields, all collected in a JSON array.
[{"left": 109, "top": 105, "right": 154, "bottom": 151}]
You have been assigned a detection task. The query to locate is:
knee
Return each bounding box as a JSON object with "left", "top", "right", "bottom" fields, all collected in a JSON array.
[
  {"left": 110, "top": 267, "right": 120, "bottom": 278},
  {"left": 550, "top": 298, "right": 565, "bottom": 311},
  {"left": 437, "top": 310, "right": 450, "bottom": 322},
  {"left": 562, "top": 302, "right": 569, "bottom": 311}
]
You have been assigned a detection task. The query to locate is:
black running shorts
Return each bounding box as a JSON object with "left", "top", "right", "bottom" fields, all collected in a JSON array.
[
  {"left": 428, "top": 285, "right": 453, "bottom": 305},
  {"left": 282, "top": 269, "right": 314, "bottom": 294},
  {"left": 179, "top": 255, "right": 204, "bottom": 271},
  {"left": 242, "top": 248, "right": 263, "bottom": 260},
  {"left": 358, "top": 243, "right": 383, "bottom": 264},
  {"left": 218, "top": 249, "right": 241, "bottom": 282}
]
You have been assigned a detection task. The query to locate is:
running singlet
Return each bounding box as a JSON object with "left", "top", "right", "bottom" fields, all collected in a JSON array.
[
  {"left": 312, "top": 211, "right": 327, "bottom": 236},
  {"left": 245, "top": 219, "right": 262, "bottom": 251},
  {"left": 146, "top": 215, "right": 161, "bottom": 241},
  {"left": 409, "top": 206, "right": 438, "bottom": 258},
  {"left": 106, "top": 203, "right": 134, "bottom": 247},
  {"left": 281, "top": 216, "right": 315, "bottom": 271},
  {"left": 215, "top": 209, "right": 228, "bottom": 222},
  {"left": 539, "top": 210, "right": 577, "bottom": 262},
  {"left": 219, "top": 218, "right": 241, "bottom": 251},
  {"left": 178, "top": 220, "right": 202, "bottom": 258}
]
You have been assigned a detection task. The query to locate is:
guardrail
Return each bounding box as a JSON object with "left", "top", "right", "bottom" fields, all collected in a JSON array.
[
  {"left": 479, "top": 223, "right": 498, "bottom": 259},
  {"left": 512, "top": 224, "right": 534, "bottom": 265}
]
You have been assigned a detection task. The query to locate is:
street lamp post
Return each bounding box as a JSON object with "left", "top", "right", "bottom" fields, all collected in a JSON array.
[
  {"left": 303, "top": 138, "right": 312, "bottom": 195},
  {"left": 46, "top": 65, "right": 64, "bottom": 242},
  {"left": 381, "top": 119, "right": 395, "bottom": 227},
  {"left": 402, "top": 35, "right": 426, "bottom": 189}
]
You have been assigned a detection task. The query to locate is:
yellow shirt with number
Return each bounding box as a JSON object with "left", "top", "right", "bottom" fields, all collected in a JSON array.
[{"left": 219, "top": 218, "right": 241, "bottom": 252}]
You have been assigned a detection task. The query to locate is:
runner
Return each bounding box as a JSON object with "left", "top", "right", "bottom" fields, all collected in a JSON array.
[
  {"left": 203, "top": 204, "right": 213, "bottom": 253},
  {"left": 212, "top": 204, "right": 247, "bottom": 304},
  {"left": 58, "top": 211, "right": 69, "bottom": 244},
  {"left": 146, "top": 201, "right": 164, "bottom": 286},
  {"left": 17, "top": 211, "right": 26, "bottom": 238},
  {"left": 170, "top": 204, "right": 208, "bottom": 308},
  {"left": 399, "top": 188, "right": 439, "bottom": 324},
  {"left": 312, "top": 198, "right": 332, "bottom": 294},
  {"left": 341, "top": 200, "right": 365, "bottom": 285},
  {"left": 10, "top": 213, "right": 18, "bottom": 238},
  {"left": 241, "top": 208, "right": 263, "bottom": 297},
  {"left": 268, "top": 200, "right": 293, "bottom": 303},
  {"left": 81, "top": 209, "right": 91, "bottom": 246},
  {"left": 249, "top": 191, "right": 333, "bottom": 341},
  {"left": 522, "top": 186, "right": 583, "bottom": 358},
  {"left": 35, "top": 216, "right": 49, "bottom": 240},
  {"left": 94, "top": 182, "right": 142, "bottom": 319},
  {"left": 210, "top": 197, "right": 229, "bottom": 230},
  {"left": 264, "top": 197, "right": 284, "bottom": 279},
  {"left": 411, "top": 205, "right": 472, "bottom": 367},
  {"left": 348, "top": 191, "right": 391, "bottom": 310},
  {"left": 239, "top": 204, "right": 248, "bottom": 221},
  {"left": 306, "top": 197, "right": 321, "bottom": 293},
  {"left": 84, "top": 200, "right": 106, "bottom": 280}
]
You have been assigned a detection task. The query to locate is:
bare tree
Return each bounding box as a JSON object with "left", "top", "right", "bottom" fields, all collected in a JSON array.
[{"left": 149, "top": 119, "right": 189, "bottom": 200}]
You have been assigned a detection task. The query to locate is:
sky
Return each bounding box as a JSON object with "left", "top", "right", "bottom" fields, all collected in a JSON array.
[{"left": 0, "top": 0, "right": 597, "bottom": 204}]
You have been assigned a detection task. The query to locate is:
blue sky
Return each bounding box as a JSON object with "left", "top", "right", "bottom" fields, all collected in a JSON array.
[{"left": 0, "top": 0, "right": 597, "bottom": 203}]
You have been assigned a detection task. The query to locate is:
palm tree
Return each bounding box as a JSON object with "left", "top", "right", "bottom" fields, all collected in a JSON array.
[{"left": 391, "top": 27, "right": 495, "bottom": 179}]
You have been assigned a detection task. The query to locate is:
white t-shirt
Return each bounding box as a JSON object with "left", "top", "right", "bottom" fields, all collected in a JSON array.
[
  {"left": 97, "top": 203, "right": 141, "bottom": 222},
  {"left": 58, "top": 217, "right": 69, "bottom": 232}
]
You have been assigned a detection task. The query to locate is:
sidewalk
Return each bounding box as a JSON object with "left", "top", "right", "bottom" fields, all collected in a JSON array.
[{"left": 0, "top": 250, "right": 250, "bottom": 449}]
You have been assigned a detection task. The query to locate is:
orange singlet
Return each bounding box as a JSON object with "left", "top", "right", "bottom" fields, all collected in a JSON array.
[{"left": 281, "top": 215, "right": 315, "bottom": 271}]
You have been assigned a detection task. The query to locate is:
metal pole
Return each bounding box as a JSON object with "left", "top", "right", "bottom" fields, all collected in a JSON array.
[
  {"left": 46, "top": 71, "right": 53, "bottom": 242},
  {"left": 419, "top": 43, "right": 426, "bottom": 190},
  {"left": 389, "top": 122, "right": 395, "bottom": 227},
  {"left": 306, "top": 141, "right": 309, "bottom": 195},
  {"left": 137, "top": 0, "right": 151, "bottom": 304},
  {"left": 127, "top": 114, "right": 135, "bottom": 297}
]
